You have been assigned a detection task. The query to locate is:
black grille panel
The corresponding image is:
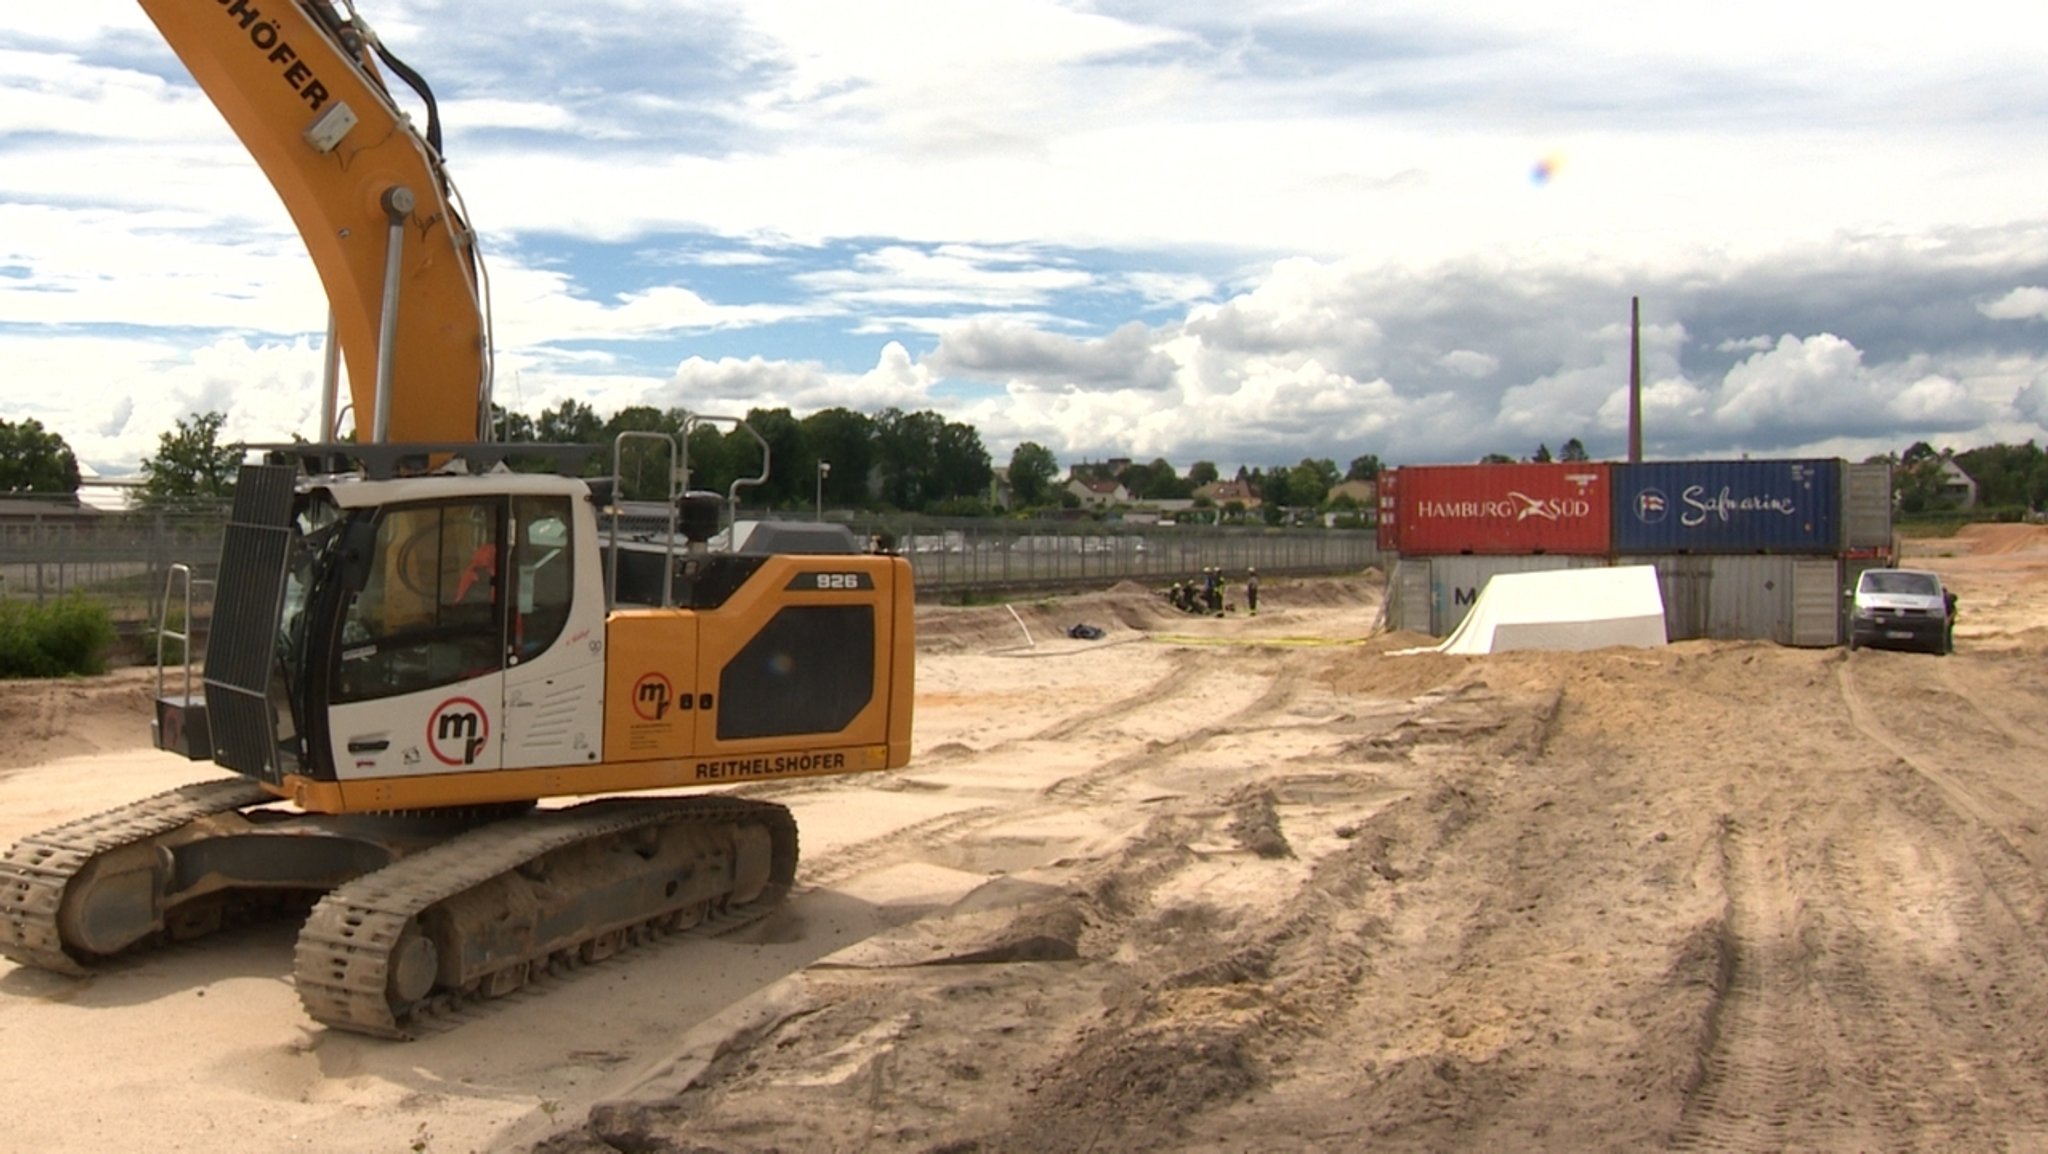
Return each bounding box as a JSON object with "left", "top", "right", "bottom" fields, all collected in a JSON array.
[
  {"left": 204, "top": 463, "right": 297, "bottom": 781},
  {"left": 209, "top": 689, "right": 277, "bottom": 781}
]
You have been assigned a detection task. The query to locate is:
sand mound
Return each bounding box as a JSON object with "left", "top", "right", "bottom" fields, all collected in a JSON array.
[{"left": 0, "top": 667, "right": 161, "bottom": 770}]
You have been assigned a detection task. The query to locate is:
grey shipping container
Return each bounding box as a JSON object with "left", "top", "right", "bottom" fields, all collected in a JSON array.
[
  {"left": 1427, "top": 555, "right": 1604, "bottom": 637},
  {"left": 1612, "top": 459, "right": 1841, "bottom": 554},
  {"left": 1644, "top": 554, "right": 1842, "bottom": 646}
]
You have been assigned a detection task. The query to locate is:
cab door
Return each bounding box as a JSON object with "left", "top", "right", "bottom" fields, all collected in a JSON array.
[
  {"left": 324, "top": 498, "right": 507, "bottom": 781},
  {"left": 501, "top": 493, "right": 607, "bottom": 769}
]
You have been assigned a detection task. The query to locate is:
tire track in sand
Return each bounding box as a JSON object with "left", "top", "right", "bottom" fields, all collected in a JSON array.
[
  {"left": 1838, "top": 661, "right": 2048, "bottom": 955},
  {"left": 1668, "top": 813, "right": 1816, "bottom": 1153},
  {"left": 789, "top": 647, "right": 1299, "bottom": 890}
]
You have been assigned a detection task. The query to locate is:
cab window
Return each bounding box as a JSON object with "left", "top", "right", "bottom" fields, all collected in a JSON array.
[
  {"left": 333, "top": 500, "right": 504, "bottom": 702},
  {"left": 510, "top": 496, "right": 574, "bottom": 661}
]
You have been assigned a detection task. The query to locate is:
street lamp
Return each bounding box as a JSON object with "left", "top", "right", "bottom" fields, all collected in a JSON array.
[{"left": 816, "top": 460, "right": 831, "bottom": 520}]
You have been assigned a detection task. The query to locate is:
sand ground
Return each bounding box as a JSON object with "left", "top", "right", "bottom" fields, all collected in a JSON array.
[{"left": 5, "top": 530, "right": 2048, "bottom": 1152}]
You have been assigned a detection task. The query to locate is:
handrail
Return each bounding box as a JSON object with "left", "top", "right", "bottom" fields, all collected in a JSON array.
[
  {"left": 606, "top": 430, "right": 683, "bottom": 607},
  {"left": 153, "top": 562, "right": 209, "bottom": 708},
  {"left": 684, "top": 413, "right": 770, "bottom": 538}
]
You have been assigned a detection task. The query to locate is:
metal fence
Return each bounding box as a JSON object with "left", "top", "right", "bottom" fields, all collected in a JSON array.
[
  {"left": 0, "top": 506, "right": 1384, "bottom": 626},
  {"left": 0, "top": 512, "right": 224, "bottom": 627},
  {"left": 835, "top": 515, "right": 1383, "bottom": 598}
]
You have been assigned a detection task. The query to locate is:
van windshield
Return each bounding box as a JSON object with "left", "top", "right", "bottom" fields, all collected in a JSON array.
[{"left": 1862, "top": 571, "right": 1939, "bottom": 596}]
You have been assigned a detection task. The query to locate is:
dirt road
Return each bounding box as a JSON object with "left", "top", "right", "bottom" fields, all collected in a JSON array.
[{"left": 5, "top": 534, "right": 2048, "bottom": 1152}]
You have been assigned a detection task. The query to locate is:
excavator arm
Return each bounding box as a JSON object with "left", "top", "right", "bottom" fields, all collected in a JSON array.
[{"left": 139, "top": 0, "right": 489, "bottom": 443}]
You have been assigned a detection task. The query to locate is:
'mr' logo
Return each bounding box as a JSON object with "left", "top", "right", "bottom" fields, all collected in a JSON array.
[
  {"left": 427, "top": 697, "right": 490, "bottom": 766},
  {"left": 633, "top": 673, "right": 673, "bottom": 721}
]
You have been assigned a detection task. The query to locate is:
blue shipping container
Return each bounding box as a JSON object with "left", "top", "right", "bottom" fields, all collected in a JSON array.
[{"left": 1611, "top": 459, "right": 1841, "bottom": 554}]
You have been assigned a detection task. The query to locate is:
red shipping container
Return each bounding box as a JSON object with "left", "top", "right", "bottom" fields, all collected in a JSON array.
[{"left": 1385, "top": 463, "right": 1612, "bottom": 555}]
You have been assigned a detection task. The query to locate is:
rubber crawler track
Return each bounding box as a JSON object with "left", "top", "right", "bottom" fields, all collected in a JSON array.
[
  {"left": 294, "top": 795, "right": 797, "bottom": 1038},
  {"left": 0, "top": 777, "right": 276, "bottom": 974}
]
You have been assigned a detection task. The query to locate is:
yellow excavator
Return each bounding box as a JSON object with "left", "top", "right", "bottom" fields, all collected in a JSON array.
[{"left": 0, "top": 0, "right": 914, "bottom": 1037}]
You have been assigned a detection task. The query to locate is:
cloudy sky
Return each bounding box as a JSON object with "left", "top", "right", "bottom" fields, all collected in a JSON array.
[{"left": 5, "top": 1, "right": 2048, "bottom": 481}]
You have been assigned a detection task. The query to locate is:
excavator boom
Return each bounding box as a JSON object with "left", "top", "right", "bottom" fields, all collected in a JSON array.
[{"left": 138, "top": 0, "right": 488, "bottom": 441}]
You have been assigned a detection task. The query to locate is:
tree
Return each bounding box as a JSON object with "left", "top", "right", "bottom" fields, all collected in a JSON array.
[
  {"left": 1288, "top": 457, "right": 1337, "bottom": 508},
  {"left": 722, "top": 407, "right": 805, "bottom": 507},
  {"left": 865, "top": 408, "right": 996, "bottom": 512},
  {"left": 536, "top": 399, "right": 604, "bottom": 445},
  {"left": 874, "top": 408, "right": 945, "bottom": 511},
  {"left": 1893, "top": 445, "right": 1951, "bottom": 514},
  {"left": 489, "top": 404, "right": 537, "bottom": 443},
  {"left": 1532, "top": 443, "right": 1554, "bottom": 463},
  {"left": 1186, "top": 460, "right": 1220, "bottom": 489},
  {"left": 932, "top": 419, "right": 994, "bottom": 507},
  {"left": 0, "top": 418, "right": 81, "bottom": 494},
  {"left": 801, "top": 408, "right": 877, "bottom": 511},
  {"left": 684, "top": 421, "right": 734, "bottom": 496},
  {"left": 602, "top": 405, "right": 683, "bottom": 499},
  {"left": 1119, "top": 457, "right": 1191, "bottom": 501},
  {"left": 1480, "top": 452, "right": 1516, "bottom": 464},
  {"left": 1559, "top": 438, "right": 1589, "bottom": 462},
  {"left": 1345, "top": 454, "right": 1382, "bottom": 482},
  {"left": 1007, "top": 442, "right": 1060, "bottom": 508},
  {"left": 138, "top": 411, "right": 241, "bottom": 509}
]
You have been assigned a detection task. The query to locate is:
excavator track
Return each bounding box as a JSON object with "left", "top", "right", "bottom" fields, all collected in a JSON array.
[
  {"left": 294, "top": 794, "right": 798, "bottom": 1038},
  {"left": 0, "top": 777, "right": 278, "bottom": 974}
]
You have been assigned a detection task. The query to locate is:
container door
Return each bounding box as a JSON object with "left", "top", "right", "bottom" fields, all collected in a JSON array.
[
  {"left": 1650, "top": 555, "right": 1712, "bottom": 642},
  {"left": 1390, "top": 559, "right": 1432, "bottom": 634},
  {"left": 1790, "top": 558, "right": 1843, "bottom": 647},
  {"left": 1842, "top": 462, "right": 1895, "bottom": 553}
]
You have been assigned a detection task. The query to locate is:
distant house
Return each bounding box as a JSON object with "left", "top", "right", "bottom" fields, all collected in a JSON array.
[
  {"left": 1066, "top": 476, "right": 1130, "bottom": 510},
  {"left": 1194, "top": 479, "right": 1261, "bottom": 510},
  {"left": 1938, "top": 457, "right": 1978, "bottom": 509},
  {"left": 1326, "top": 479, "right": 1377, "bottom": 508}
]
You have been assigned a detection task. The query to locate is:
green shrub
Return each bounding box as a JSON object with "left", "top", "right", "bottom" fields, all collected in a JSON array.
[{"left": 0, "top": 594, "right": 118, "bottom": 678}]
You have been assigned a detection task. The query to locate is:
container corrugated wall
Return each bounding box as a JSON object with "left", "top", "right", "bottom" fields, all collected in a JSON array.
[
  {"left": 1641, "top": 555, "right": 1841, "bottom": 646},
  {"left": 1428, "top": 555, "right": 1606, "bottom": 637},
  {"left": 1383, "top": 463, "right": 1611, "bottom": 555},
  {"left": 1385, "top": 558, "right": 1433, "bottom": 634},
  {"left": 1611, "top": 459, "right": 1840, "bottom": 554},
  {"left": 1842, "top": 461, "right": 1894, "bottom": 552}
]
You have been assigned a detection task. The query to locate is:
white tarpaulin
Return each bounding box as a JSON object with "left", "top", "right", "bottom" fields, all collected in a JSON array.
[{"left": 1425, "top": 564, "right": 1668, "bottom": 655}]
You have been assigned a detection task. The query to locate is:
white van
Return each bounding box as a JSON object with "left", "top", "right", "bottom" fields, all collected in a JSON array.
[{"left": 1846, "top": 568, "right": 1952, "bottom": 655}]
